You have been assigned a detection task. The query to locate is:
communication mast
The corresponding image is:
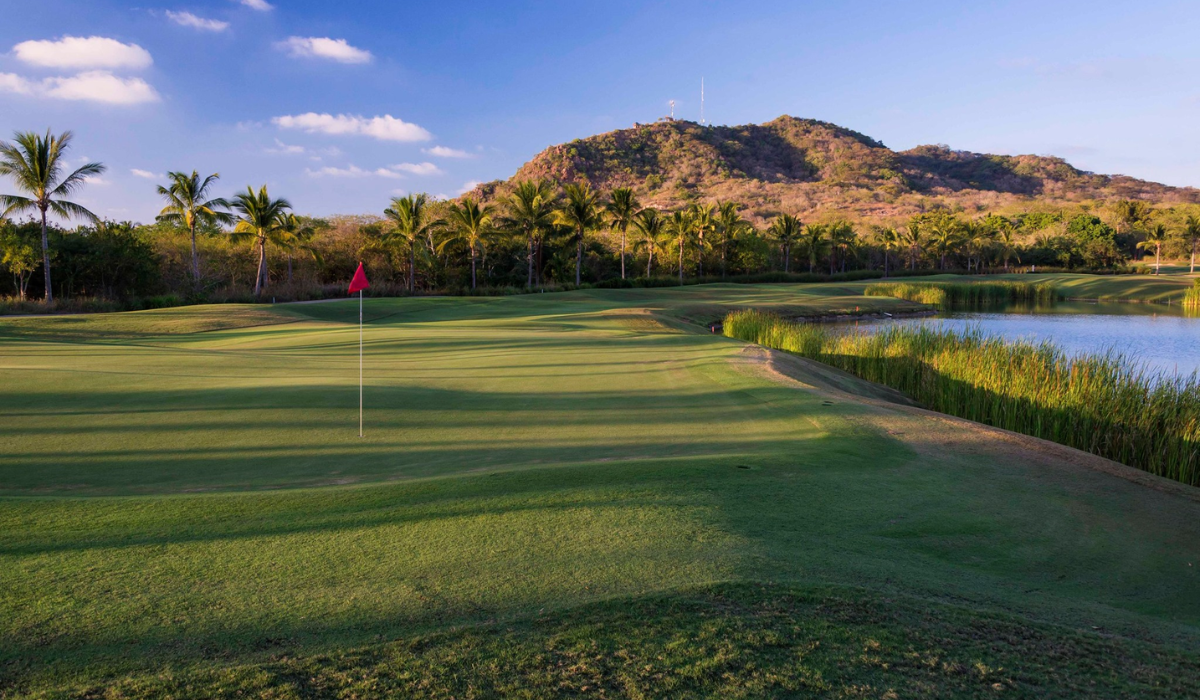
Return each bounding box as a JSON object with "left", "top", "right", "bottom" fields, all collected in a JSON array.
[
  {"left": 700, "top": 78, "right": 705, "bottom": 125},
  {"left": 669, "top": 99, "right": 676, "bottom": 120}
]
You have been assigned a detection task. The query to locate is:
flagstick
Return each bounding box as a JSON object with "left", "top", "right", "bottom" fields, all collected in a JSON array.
[{"left": 359, "top": 289, "right": 364, "bottom": 438}]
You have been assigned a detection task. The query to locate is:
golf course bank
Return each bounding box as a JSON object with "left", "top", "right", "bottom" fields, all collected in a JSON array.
[{"left": 3, "top": 279, "right": 1200, "bottom": 698}]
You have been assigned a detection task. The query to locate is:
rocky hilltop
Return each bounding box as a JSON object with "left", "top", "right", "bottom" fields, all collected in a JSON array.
[{"left": 472, "top": 116, "right": 1198, "bottom": 224}]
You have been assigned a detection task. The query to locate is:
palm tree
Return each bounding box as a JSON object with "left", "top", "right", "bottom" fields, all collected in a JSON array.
[
  {"left": 384, "top": 194, "right": 439, "bottom": 293},
  {"left": 902, "top": 218, "right": 923, "bottom": 270},
  {"left": 873, "top": 227, "right": 900, "bottom": 278},
  {"left": 927, "top": 215, "right": 961, "bottom": 270},
  {"left": 1183, "top": 214, "right": 1200, "bottom": 274},
  {"left": 1137, "top": 223, "right": 1169, "bottom": 275},
  {"left": 828, "top": 221, "right": 855, "bottom": 273},
  {"left": 715, "top": 201, "right": 747, "bottom": 278},
  {"left": 229, "top": 185, "right": 291, "bottom": 296},
  {"left": 667, "top": 209, "right": 693, "bottom": 285},
  {"left": 156, "top": 170, "right": 232, "bottom": 291},
  {"left": 277, "top": 213, "right": 322, "bottom": 284},
  {"left": 632, "top": 208, "right": 665, "bottom": 277},
  {"left": 963, "top": 222, "right": 994, "bottom": 273},
  {"left": 768, "top": 214, "right": 803, "bottom": 273},
  {"left": 690, "top": 202, "right": 715, "bottom": 277},
  {"left": 605, "top": 187, "right": 639, "bottom": 280},
  {"left": 555, "top": 182, "right": 603, "bottom": 287},
  {"left": 800, "top": 223, "right": 827, "bottom": 274},
  {"left": 0, "top": 130, "right": 105, "bottom": 302},
  {"left": 443, "top": 197, "right": 494, "bottom": 289},
  {"left": 500, "top": 181, "right": 557, "bottom": 289}
]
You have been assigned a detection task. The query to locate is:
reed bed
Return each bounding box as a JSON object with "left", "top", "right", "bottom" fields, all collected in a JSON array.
[
  {"left": 725, "top": 309, "right": 1200, "bottom": 486},
  {"left": 865, "top": 281, "right": 1058, "bottom": 307},
  {"left": 1183, "top": 281, "right": 1200, "bottom": 309}
]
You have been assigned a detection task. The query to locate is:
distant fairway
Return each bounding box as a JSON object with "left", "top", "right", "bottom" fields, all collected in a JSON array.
[{"left": 3, "top": 280, "right": 1200, "bottom": 697}]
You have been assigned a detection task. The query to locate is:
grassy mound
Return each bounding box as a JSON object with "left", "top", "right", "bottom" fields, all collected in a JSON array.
[{"left": 31, "top": 584, "right": 1200, "bottom": 700}]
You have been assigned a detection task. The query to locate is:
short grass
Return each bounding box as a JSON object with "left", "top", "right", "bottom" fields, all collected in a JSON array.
[{"left": 3, "top": 281, "right": 1200, "bottom": 697}]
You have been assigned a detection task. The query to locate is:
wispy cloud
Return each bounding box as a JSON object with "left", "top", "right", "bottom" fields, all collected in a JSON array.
[
  {"left": 13, "top": 36, "right": 153, "bottom": 70},
  {"left": 278, "top": 37, "right": 372, "bottom": 64},
  {"left": 457, "top": 180, "right": 482, "bottom": 195},
  {"left": 238, "top": 0, "right": 272, "bottom": 10},
  {"left": 306, "top": 165, "right": 403, "bottom": 179},
  {"left": 131, "top": 168, "right": 163, "bottom": 179},
  {"left": 165, "top": 11, "right": 230, "bottom": 32},
  {"left": 265, "top": 138, "right": 306, "bottom": 155},
  {"left": 273, "top": 113, "right": 431, "bottom": 142},
  {"left": 423, "top": 146, "right": 475, "bottom": 159},
  {"left": 390, "top": 162, "right": 442, "bottom": 176},
  {"left": 0, "top": 70, "right": 159, "bottom": 104}
]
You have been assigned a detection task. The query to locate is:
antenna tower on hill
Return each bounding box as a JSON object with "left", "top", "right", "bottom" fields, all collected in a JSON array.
[
  {"left": 700, "top": 78, "right": 705, "bottom": 125},
  {"left": 669, "top": 99, "right": 676, "bottom": 120}
]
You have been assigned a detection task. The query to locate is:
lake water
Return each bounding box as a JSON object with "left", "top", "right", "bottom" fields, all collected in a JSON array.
[{"left": 850, "top": 301, "right": 1200, "bottom": 379}]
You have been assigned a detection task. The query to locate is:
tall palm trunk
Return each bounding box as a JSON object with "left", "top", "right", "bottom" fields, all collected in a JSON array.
[
  {"left": 721, "top": 239, "right": 728, "bottom": 278},
  {"left": 1191, "top": 239, "right": 1196, "bottom": 273},
  {"left": 409, "top": 239, "right": 416, "bottom": 292},
  {"left": 190, "top": 221, "right": 201, "bottom": 291},
  {"left": 254, "top": 234, "right": 267, "bottom": 296},
  {"left": 678, "top": 237, "right": 684, "bottom": 285},
  {"left": 39, "top": 207, "right": 53, "bottom": 302},
  {"left": 620, "top": 229, "right": 626, "bottom": 280},
  {"left": 470, "top": 243, "right": 477, "bottom": 290},
  {"left": 1155, "top": 244, "right": 1161, "bottom": 275},
  {"left": 783, "top": 244, "right": 790, "bottom": 273},
  {"left": 526, "top": 233, "right": 534, "bottom": 289},
  {"left": 575, "top": 227, "right": 583, "bottom": 286},
  {"left": 883, "top": 249, "right": 889, "bottom": 278},
  {"left": 647, "top": 247, "right": 653, "bottom": 277},
  {"left": 697, "top": 232, "right": 704, "bottom": 277}
]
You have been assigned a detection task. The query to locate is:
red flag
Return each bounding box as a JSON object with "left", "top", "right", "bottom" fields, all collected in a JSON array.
[{"left": 348, "top": 262, "right": 370, "bottom": 294}]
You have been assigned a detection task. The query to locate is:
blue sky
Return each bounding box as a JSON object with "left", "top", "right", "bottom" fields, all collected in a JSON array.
[{"left": 2, "top": 0, "right": 1198, "bottom": 222}]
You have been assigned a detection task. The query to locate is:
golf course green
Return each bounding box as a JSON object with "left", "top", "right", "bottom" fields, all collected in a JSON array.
[{"left": 3, "top": 279, "right": 1200, "bottom": 698}]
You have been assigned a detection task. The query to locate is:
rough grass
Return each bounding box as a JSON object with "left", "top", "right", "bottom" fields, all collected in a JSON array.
[
  {"left": 864, "top": 280, "right": 1057, "bottom": 307},
  {"left": 4, "top": 282, "right": 1200, "bottom": 696},
  {"left": 32, "top": 584, "right": 1200, "bottom": 700}
]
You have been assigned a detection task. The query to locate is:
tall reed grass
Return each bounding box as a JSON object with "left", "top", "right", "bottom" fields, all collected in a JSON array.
[
  {"left": 1182, "top": 281, "right": 1200, "bottom": 310},
  {"left": 865, "top": 281, "right": 1058, "bottom": 308},
  {"left": 724, "top": 309, "right": 1200, "bottom": 486}
]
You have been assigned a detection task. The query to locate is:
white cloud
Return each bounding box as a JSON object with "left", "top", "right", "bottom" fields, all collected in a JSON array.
[
  {"left": 306, "top": 165, "right": 403, "bottom": 179},
  {"left": 84, "top": 175, "right": 111, "bottom": 186},
  {"left": 165, "top": 11, "right": 230, "bottom": 32},
  {"left": 272, "top": 113, "right": 431, "bottom": 142},
  {"left": 13, "top": 36, "right": 152, "bottom": 70},
  {"left": 265, "top": 138, "right": 306, "bottom": 155},
  {"left": 278, "top": 37, "right": 372, "bottom": 64},
  {"left": 390, "top": 162, "right": 442, "bottom": 176},
  {"left": 0, "top": 70, "right": 159, "bottom": 104},
  {"left": 423, "top": 145, "right": 475, "bottom": 159},
  {"left": 457, "top": 180, "right": 482, "bottom": 195},
  {"left": 238, "top": 0, "right": 273, "bottom": 10},
  {"left": 0, "top": 73, "right": 33, "bottom": 95},
  {"left": 43, "top": 71, "right": 159, "bottom": 104},
  {"left": 131, "top": 168, "right": 162, "bottom": 179}
]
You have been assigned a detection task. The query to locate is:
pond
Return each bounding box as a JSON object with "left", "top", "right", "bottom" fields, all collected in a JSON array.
[{"left": 850, "top": 301, "right": 1200, "bottom": 379}]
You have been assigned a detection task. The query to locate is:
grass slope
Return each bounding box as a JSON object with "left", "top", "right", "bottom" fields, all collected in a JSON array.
[{"left": 2, "top": 280, "right": 1200, "bottom": 696}]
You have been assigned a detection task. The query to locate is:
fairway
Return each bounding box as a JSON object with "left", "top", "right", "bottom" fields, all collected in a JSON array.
[{"left": 3, "top": 282, "right": 1200, "bottom": 697}]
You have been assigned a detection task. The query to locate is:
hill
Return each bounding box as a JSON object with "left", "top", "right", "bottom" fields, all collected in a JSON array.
[{"left": 473, "top": 115, "right": 1200, "bottom": 224}]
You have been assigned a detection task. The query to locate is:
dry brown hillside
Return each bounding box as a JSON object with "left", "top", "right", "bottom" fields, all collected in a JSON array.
[{"left": 469, "top": 116, "right": 1200, "bottom": 225}]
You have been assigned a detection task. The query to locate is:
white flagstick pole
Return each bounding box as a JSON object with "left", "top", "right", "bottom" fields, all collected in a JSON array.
[{"left": 359, "top": 288, "right": 363, "bottom": 438}]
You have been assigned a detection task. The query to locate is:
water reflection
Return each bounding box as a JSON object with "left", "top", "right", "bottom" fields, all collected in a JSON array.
[{"left": 851, "top": 300, "right": 1200, "bottom": 378}]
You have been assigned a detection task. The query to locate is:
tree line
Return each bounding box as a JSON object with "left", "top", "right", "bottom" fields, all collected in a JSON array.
[{"left": 2, "top": 129, "right": 1197, "bottom": 306}]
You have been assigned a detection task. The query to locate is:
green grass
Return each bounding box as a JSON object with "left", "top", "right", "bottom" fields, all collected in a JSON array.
[
  {"left": 724, "top": 309, "right": 1200, "bottom": 485},
  {"left": 3, "top": 282, "right": 1200, "bottom": 697},
  {"left": 864, "top": 280, "right": 1057, "bottom": 307}
]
